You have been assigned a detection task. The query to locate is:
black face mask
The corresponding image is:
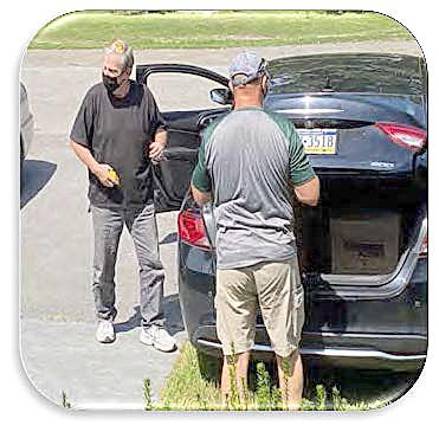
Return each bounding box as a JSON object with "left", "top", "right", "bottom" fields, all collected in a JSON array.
[{"left": 102, "top": 73, "right": 120, "bottom": 93}]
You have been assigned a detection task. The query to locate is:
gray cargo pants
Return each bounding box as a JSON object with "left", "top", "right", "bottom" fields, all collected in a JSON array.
[{"left": 91, "top": 203, "right": 165, "bottom": 328}]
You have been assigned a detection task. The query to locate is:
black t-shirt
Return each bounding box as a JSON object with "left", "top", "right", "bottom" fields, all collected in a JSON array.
[{"left": 70, "top": 81, "right": 167, "bottom": 208}]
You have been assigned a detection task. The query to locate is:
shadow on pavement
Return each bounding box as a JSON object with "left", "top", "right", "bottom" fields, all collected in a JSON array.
[
  {"left": 20, "top": 159, "right": 57, "bottom": 209},
  {"left": 114, "top": 294, "right": 184, "bottom": 336},
  {"left": 113, "top": 307, "right": 142, "bottom": 334},
  {"left": 160, "top": 232, "right": 177, "bottom": 245}
]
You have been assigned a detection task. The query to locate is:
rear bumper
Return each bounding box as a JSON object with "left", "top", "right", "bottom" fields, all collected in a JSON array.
[{"left": 195, "top": 334, "right": 426, "bottom": 372}]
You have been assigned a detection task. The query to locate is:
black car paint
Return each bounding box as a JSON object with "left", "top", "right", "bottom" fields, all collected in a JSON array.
[
  {"left": 178, "top": 239, "right": 427, "bottom": 371},
  {"left": 136, "top": 53, "right": 427, "bottom": 372}
]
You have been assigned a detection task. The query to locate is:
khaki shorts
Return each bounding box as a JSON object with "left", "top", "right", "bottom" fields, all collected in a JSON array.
[{"left": 215, "top": 257, "right": 305, "bottom": 358}]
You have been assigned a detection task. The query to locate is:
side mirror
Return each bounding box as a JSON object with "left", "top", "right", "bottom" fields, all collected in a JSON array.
[{"left": 210, "top": 88, "right": 233, "bottom": 105}]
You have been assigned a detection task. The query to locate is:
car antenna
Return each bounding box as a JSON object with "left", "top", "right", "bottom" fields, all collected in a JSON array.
[{"left": 322, "top": 75, "right": 334, "bottom": 92}]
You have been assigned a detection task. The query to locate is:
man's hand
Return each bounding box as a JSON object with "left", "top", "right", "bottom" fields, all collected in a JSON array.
[
  {"left": 69, "top": 141, "right": 119, "bottom": 188},
  {"left": 191, "top": 183, "right": 212, "bottom": 206},
  {"left": 149, "top": 141, "right": 166, "bottom": 165},
  {"left": 93, "top": 163, "right": 118, "bottom": 187}
]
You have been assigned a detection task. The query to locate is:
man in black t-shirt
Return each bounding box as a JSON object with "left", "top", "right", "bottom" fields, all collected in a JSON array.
[{"left": 70, "top": 40, "right": 176, "bottom": 352}]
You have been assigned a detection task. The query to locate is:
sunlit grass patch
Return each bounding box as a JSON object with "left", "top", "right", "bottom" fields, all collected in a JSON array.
[
  {"left": 155, "top": 342, "right": 389, "bottom": 411},
  {"left": 30, "top": 11, "right": 413, "bottom": 50}
]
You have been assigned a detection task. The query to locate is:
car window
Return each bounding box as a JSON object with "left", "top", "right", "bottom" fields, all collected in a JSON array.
[
  {"left": 269, "top": 54, "right": 426, "bottom": 96},
  {"left": 147, "top": 73, "right": 226, "bottom": 111}
]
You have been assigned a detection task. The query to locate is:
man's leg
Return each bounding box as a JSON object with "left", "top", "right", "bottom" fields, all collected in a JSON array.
[
  {"left": 127, "top": 204, "right": 176, "bottom": 352},
  {"left": 216, "top": 267, "right": 257, "bottom": 404},
  {"left": 91, "top": 206, "right": 124, "bottom": 326},
  {"left": 221, "top": 351, "right": 251, "bottom": 404},
  {"left": 276, "top": 350, "right": 303, "bottom": 410},
  {"left": 126, "top": 204, "right": 165, "bottom": 327},
  {"left": 255, "top": 259, "right": 305, "bottom": 410}
]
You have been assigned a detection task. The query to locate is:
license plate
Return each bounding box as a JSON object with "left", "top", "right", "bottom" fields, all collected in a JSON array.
[{"left": 296, "top": 129, "right": 337, "bottom": 155}]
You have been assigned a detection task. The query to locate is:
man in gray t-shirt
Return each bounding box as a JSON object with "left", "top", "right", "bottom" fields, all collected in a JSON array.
[
  {"left": 70, "top": 40, "right": 176, "bottom": 352},
  {"left": 191, "top": 52, "right": 320, "bottom": 409}
]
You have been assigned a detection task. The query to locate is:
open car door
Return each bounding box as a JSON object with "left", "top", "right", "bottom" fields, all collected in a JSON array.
[{"left": 136, "top": 64, "right": 232, "bottom": 212}]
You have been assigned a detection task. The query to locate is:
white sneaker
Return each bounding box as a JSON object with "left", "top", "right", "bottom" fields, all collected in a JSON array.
[
  {"left": 96, "top": 320, "right": 116, "bottom": 343},
  {"left": 140, "top": 325, "right": 177, "bottom": 352}
]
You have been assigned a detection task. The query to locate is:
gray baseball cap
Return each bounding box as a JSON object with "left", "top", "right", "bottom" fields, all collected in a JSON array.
[{"left": 229, "top": 51, "right": 268, "bottom": 86}]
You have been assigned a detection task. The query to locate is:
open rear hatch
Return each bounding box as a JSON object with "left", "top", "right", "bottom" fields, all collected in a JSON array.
[
  {"left": 289, "top": 111, "right": 426, "bottom": 294},
  {"left": 294, "top": 177, "right": 425, "bottom": 283}
]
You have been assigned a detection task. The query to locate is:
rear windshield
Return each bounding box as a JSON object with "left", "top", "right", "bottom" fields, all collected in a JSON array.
[{"left": 268, "top": 54, "right": 426, "bottom": 96}]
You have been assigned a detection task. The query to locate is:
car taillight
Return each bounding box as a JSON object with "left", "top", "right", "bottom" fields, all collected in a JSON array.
[
  {"left": 177, "top": 209, "right": 211, "bottom": 250},
  {"left": 375, "top": 122, "right": 427, "bottom": 154}
]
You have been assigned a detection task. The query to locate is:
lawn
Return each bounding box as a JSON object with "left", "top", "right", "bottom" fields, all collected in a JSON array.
[
  {"left": 29, "top": 11, "right": 413, "bottom": 50},
  {"left": 148, "top": 342, "right": 417, "bottom": 411}
]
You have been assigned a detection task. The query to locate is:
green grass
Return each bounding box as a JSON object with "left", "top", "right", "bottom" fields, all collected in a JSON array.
[
  {"left": 158, "top": 342, "right": 222, "bottom": 410},
  {"left": 29, "top": 11, "right": 413, "bottom": 50},
  {"left": 155, "top": 342, "right": 395, "bottom": 411}
]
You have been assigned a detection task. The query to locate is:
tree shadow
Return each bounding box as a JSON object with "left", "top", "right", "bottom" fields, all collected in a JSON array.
[
  {"left": 20, "top": 159, "right": 57, "bottom": 209},
  {"left": 114, "top": 293, "right": 185, "bottom": 336}
]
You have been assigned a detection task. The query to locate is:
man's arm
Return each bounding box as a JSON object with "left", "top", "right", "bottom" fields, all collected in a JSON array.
[
  {"left": 294, "top": 176, "right": 320, "bottom": 207},
  {"left": 288, "top": 125, "right": 320, "bottom": 206},
  {"left": 145, "top": 87, "right": 168, "bottom": 164},
  {"left": 70, "top": 140, "right": 117, "bottom": 187},
  {"left": 70, "top": 90, "right": 117, "bottom": 187},
  {"left": 191, "top": 184, "right": 212, "bottom": 206},
  {"left": 149, "top": 127, "right": 167, "bottom": 164},
  {"left": 191, "top": 129, "right": 212, "bottom": 206}
]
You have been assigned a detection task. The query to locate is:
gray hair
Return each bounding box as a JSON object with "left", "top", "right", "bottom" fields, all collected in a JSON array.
[{"left": 104, "top": 39, "right": 134, "bottom": 71}]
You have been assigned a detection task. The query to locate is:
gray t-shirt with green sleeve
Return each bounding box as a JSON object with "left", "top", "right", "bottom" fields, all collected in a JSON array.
[{"left": 192, "top": 107, "right": 315, "bottom": 270}]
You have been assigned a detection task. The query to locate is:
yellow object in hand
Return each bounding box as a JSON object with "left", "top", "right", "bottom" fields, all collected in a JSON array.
[{"left": 108, "top": 168, "right": 120, "bottom": 186}]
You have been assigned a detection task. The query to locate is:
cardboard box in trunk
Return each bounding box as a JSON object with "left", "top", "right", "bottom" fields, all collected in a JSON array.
[{"left": 330, "top": 211, "right": 401, "bottom": 275}]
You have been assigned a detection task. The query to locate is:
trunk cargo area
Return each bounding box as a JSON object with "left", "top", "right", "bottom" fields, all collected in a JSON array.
[{"left": 294, "top": 176, "right": 424, "bottom": 277}]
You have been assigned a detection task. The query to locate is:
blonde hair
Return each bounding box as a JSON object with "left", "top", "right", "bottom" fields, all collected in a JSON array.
[{"left": 104, "top": 39, "right": 134, "bottom": 71}]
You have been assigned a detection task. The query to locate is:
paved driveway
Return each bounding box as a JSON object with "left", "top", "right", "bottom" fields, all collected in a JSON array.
[{"left": 19, "top": 40, "right": 421, "bottom": 409}]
